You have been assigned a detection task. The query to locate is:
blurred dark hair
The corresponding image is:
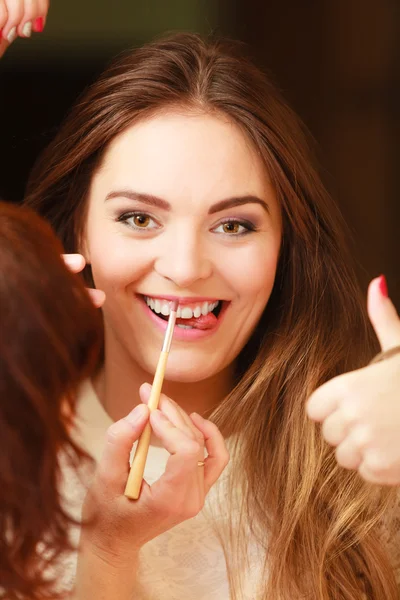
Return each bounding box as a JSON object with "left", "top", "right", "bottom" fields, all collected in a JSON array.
[{"left": 0, "top": 201, "right": 102, "bottom": 599}]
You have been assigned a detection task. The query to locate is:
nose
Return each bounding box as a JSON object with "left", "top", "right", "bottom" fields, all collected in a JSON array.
[{"left": 154, "top": 231, "right": 212, "bottom": 288}]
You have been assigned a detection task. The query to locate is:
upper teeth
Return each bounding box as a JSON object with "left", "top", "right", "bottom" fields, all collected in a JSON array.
[{"left": 145, "top": 297, "right": 220, "bottom": 319}]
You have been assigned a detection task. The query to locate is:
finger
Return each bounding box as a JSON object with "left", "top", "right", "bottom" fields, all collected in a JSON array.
[
  {"left": 150, "top": 410, "right": 200, "bottom": 461},
  {"left": 3, "top": 0, "right": 23, "bottom": 42},
  {"left": 140, "top": 385, "right": 205, "bottom": 495},
  {"left": 335, "top": 435, "right": 363, "bottom": 471},
  {"left": 140, "top": 384, "right": 204, "bottom": 446},
  {"left": 358, "top": 450, "right": 400, "bottom": 486},
  {"left": 160, "top": 396, "right": 203, "bottom": 442},
  {"left": 61, "top": 254, "right": 105, "bottom": 306},
  {"left": 358, "top": 462, "right": 383, "bottom": 485},
  {"left": 149, "top": 410, "right": 203, "bottom": 516},
  {"left": 334, "top": 425, "right": 371, "bottom": 471},
  {"left": 63, "top": 253, "right": 86, "bottom": 273},
  {"left": 17, "top": 0, "right": 39, "bottom": 37},
  {"left": 140, "top": 384, "right": 187, "bottom": 430},
  {"left": 367, "top": 276, "right": 400, "bottom": 352},
  {"left": 321, "top": 410, "right": 349, "bottom": 447},
  {"left": 148, "top": 411, "right": 204, "bottom": 521},
  {"left": 0, "top": 1, "right": 8, "bottom": 31},
  {"left": 358, "top": 449, "right": 390, "bottom": 485},
  {"left": 154, "top": 395, "right": 206, "bottom": 492},
  {"left": 96, "top": 404, "right": 149, "bottom": 495},
  {"left": 149, "top": 391, "right": 205, "bottom": 492},
  {"left": 190, "top": 412, "right": 229, "bottom": 493},
  {"left": 149, "top": 410, "right": 200, "bottom": 482},
  {"left": 19, "top": 18, "right": 31, "bottom": 38},
  {"left": 306, "top": 380, "right": 340, "bottom": 422},
  {"left": 87, "top": 288, "right": 106, "bottom": 308},
  {"left": 34, "top": 0, "right": 48, "bottom": 31}
]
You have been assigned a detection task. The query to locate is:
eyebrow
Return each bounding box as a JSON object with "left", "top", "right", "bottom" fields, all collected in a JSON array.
[
  {"left": 105, "top": 190, "right": 170, "bottom": 210},
  {"left": 105, "top": 190, "right": 270, "bottom": 214}
]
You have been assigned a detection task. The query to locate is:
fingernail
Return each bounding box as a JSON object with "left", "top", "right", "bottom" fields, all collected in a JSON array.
[
  {"left": 378, "top": 275, "right": 388, "bottom": 298},
  {"left": 22, "top": 22, "right": 32, "bottom": 37},
  {"left": 7, "top": 27, "right": 17, "bottom": 44},
  {"left": 125, "top": 404, "right": 147, "bottom": 425},
  {"left": 33, "top": 17, "right": 44, "bottom": 33}
]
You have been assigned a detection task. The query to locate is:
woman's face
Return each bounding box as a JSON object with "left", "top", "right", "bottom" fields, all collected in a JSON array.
[{"left": 83, "top": 110, "right": 282, "bottom": 382}]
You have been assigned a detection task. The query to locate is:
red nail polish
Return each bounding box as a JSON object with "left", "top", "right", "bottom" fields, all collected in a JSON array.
[
  {"left": 378, "top": 275, "right": 388, "bottom": 298},
  {"left": 33, "top": 17, "right": 44, "bottom": 33}
]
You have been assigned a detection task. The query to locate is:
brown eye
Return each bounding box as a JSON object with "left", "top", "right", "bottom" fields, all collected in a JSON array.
[
  {"left": 222, "top": 222, "right": 241, "bottom": 234},
  {"left": 133, "top": 214, "right": 151, "bottom": 228},
  {"left": 212, "top": 219, "right": 254, "bottom": 236},
  {"left": 118, "top": 211, "right": 159, "bottom": 231}
]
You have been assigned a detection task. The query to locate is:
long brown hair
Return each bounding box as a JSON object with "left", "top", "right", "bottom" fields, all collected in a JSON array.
[
  {"left": 0, "top": 202, "right": 102, "bottom": 599},
  {"left": 24, "top": 34, "right": 398, "bottom": 598}
]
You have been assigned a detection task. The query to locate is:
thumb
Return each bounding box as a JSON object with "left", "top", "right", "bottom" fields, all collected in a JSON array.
[
  {"left": 97, "top": 404, "right": 149, "bottom": 493},
  {"left": 367, "top": 275, "right": 400, "bottom": 351}
]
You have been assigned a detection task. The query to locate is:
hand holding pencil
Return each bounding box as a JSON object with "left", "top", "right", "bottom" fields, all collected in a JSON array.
[{"left": 79, "top": 375, "right": 229, "bottom": 589}]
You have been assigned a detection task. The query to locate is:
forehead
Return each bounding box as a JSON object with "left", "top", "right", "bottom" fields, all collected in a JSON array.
[{"left": 93, "top": 110, "right": 274, "bottom": 207}]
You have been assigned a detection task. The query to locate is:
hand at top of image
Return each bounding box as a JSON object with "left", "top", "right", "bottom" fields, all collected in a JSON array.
[{"left": 0, "top": 0, "right": 49, "bottom": 57}]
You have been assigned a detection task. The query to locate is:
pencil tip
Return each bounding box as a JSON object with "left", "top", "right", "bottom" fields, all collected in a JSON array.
[{"left": 170, "top": 299, "right": 179, "bottom": 312}]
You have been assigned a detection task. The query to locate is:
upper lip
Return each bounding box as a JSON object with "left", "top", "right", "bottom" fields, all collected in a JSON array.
[{"left": 140, "top": 294, "right": 223, "bottom": 306}]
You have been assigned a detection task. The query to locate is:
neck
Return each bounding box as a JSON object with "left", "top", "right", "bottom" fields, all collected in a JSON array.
[{"left": 93, "top": 338, "right": 234, "bottom": 423}]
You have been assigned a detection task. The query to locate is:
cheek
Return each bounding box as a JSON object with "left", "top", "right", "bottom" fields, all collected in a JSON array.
[
  {"left": 88, "top": 236, "right": 149, "bottom": 292},
  {"left": 220, "top": 242, "right": 279, "bottom": 303}
]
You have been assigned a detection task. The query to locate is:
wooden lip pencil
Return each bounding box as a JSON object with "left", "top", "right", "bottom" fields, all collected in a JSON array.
[{"left": 124, "top": 299, "right": 179, "bottom": 500}]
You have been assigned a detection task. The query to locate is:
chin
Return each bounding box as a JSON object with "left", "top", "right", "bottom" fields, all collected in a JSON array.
[
  {"left": 166, "top": 349, "right": 232, "bottom": 383},
  {"left": 138, "top": 354, "right": 222, "bottom": 384},
  {"left": 163, "top": 365, "right": 215, "bottom": 384}
]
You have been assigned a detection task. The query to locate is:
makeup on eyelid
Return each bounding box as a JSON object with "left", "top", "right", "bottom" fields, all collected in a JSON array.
[{"left": 115, "top": 211, "right": 260, "bottom": 236}]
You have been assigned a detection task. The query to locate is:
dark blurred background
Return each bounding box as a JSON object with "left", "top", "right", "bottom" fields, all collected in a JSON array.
[{"left": 1, "top": 0, "right": 399, "bottom": 306}]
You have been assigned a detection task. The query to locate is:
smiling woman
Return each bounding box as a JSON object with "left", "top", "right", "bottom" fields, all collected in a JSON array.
[{"left": 24, "top": 33, "right": 400, "bottom": 599}]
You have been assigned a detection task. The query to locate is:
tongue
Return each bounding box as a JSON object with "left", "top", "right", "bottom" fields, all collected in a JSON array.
[{"left": 175, "top": 312, "right": 218, "bottom": 330}]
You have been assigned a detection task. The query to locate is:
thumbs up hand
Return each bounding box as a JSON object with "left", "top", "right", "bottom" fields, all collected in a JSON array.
[{"left": 307, "top": 276, "right": 400, "bottom": 485}]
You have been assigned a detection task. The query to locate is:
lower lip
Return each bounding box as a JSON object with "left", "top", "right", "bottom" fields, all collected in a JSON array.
[{"left": 139, "top": 297, "right": 228, "bottom": 341}]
